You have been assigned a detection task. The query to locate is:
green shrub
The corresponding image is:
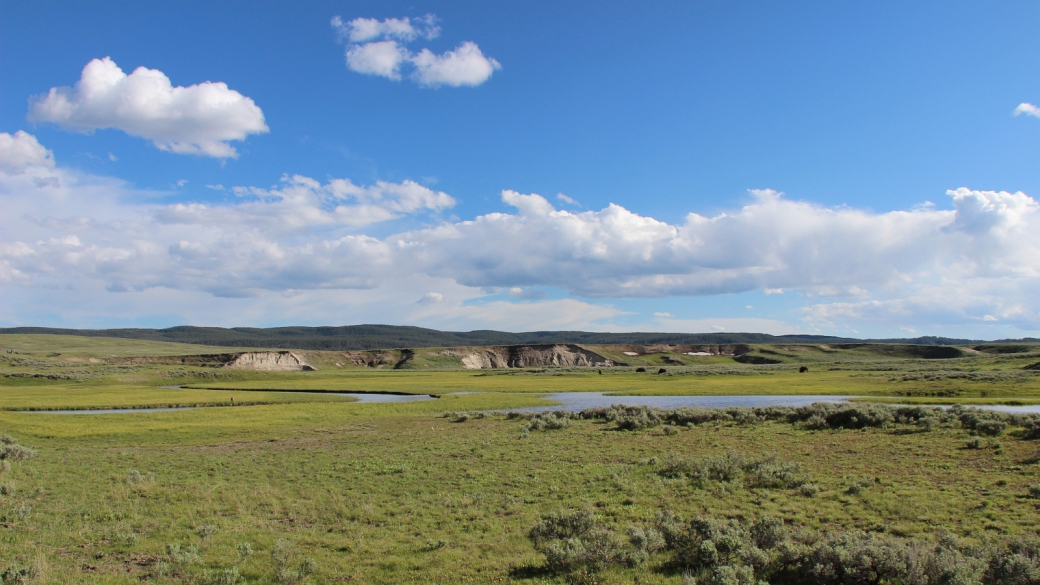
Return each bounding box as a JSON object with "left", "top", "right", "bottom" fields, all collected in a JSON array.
[
  {"left": 196, "top": 523, "right": 217, "bottom": 539},
  {"left": 0, "top": 561, "right": 41, "bottom": 584},
  {"left": 803, "top": 531, "right": 922, "bottom": 585},
  {"left": 527, "top": 510, "right": 1038, "bottom": 585},
  {"left": 976, "top": 421, "right": 1007, "bottom": 437},
  {"left": 0, "top": 444, "right": 36, "bottom": 462},
  {"left": 702, "top": 564, "right": 760, "bottom": 585},
  {"left": 529, "top": 509, "right": 595, "bottom": 545},
  {"left": 541, "top": 529, "right": 629, "bottom": 573},
  {"left": 126, "top": 469, "right": 154, "bottom": 485},
  {"left": 987, "top": 538, "right": 1040, "bottom": 585},
  {"left": 204, "top": 567, "right": 241, "bottom": 585},
  {"left": 528, "top": 509, "right": 642, "bottom": 575},
  {"left": 659, "top": 452, "right": 808, "bottom": 490},
  {"left": 166, "top": 543, "right": 201, "bottom": 568},
  {"left": 271, "top": 539, "right": 317, "bottom": 585},
  {"left": 628, "top": 525, "right": 666, "bottom": 559},
  {"left": 803, "top": 415, "right": 829, "bottom": 430},
  {"left": 236, "top": 542, "right": 253, "bottom": 561}
]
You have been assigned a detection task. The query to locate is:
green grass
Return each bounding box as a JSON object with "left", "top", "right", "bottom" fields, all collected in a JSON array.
[
  {"left": 0, "top": 333, "right": 243, "bottom": 357},
  {"left": 1, "top": 334, "right": 1040, "bottom": 583},
  {"left": 0, "top": 384, "right": 356, "bottom": 411},
  {"left": 3, "top": 405, "right": 1040, "bottom": 584}
]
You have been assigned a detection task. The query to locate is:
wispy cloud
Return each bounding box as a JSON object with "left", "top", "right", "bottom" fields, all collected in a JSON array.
[{"left": 1014, "top": 102, "right": 1040, "bottom": 119}]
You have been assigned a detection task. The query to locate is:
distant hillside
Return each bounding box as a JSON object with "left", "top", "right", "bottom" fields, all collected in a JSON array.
[{"left": 1, "top": 325, "right": 1026, "bottom": 351}]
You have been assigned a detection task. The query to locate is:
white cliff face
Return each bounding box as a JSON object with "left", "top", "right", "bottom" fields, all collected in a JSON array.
[
  {"left": 457, "top": 344, "right": 613, "bottom": 370},
  {"left": 222, "top": 351, "right": 316, "bottom": 371}
]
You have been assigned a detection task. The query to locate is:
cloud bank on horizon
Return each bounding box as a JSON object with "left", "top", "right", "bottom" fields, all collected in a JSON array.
[
  {"left": 331, "top": 15, "right": 501, "bottom": 88},
  {"left": 1, "top": 129, "right": 1038, "bottom": 334}
]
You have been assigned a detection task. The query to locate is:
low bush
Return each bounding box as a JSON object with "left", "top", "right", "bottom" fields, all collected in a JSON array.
[
  {"left": 271, "top": 539, "right": 317, "bottom": 585},
  {"left": 528, "top": 509, "right": 643, "bottom": 576},
  {"left": 204, "top": 566, "right": 241, "bottom": 585},
  {"left": 236, "top": 542, "right": 253, "bottom": 562},
  {"left": 564, "top": 402, "right": 1040, "bottom": 436},
  {"left": 0, "top": 560, "right": 42, "bottom": 584},
  {"left": 528, "top": 511, "right": 1029, "bottom": 584},
  {"left": 658, "top": 452, "right": 809, "bottom": 490},
  {"left": 126, "top": 469, "right": 154, "bottom": 485}
]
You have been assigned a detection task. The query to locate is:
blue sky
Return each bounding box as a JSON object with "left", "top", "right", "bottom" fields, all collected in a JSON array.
[{"left": 0, "top": 1, "right": 1038, "bottom": 338}]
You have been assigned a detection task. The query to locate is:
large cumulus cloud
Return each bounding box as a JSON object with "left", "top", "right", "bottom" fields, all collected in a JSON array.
[{"left": 29, "top": 58, "right": 268, "bottom": 158}]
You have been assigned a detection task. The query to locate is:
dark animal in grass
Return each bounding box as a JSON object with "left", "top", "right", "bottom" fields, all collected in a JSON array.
[{"left": 799, "top": 366, "right": 809, "bottom": 373}]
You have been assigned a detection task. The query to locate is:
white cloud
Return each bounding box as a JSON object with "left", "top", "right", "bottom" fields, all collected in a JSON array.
[
  {"left": 28, "top": 57, "right": 268, "bottom": 158},
  {"left": 1014, "top": 103, "right": 1040, "bottom": 118},
  {"left": 333, "top": 15, "right": 499, "bottom": 88},
  {"left": 556, "top": 193, "right": 579, "bottom": 206},
  {"left": 332, "top": 15, "right": 439, "bottom": 43},
  {"left": 0, "top": 131, "right": 55, "bottom": 175},
  {"left": 411, "top": 298, "right": 627, "bottom": 332},
  {"left": 2, "top": 147, "right": 1039, "bottom": 333},
  {"left": 346, "top": 41, "right": 409, "bottom": 80},
  {"left": 155, "top": 174, "right": 456, "bottom": 233},
  {"left": 653, "top": 312, "right": 673, "bottom": 318},
  {"left": 417, "top": 292, "right": 445, "bottom": 304},
  {"left": 411, "top": 42, "right": 501, "bottom": 87},
  {"left": 507, "top": 287, "right": 547, "bottom": 300}
]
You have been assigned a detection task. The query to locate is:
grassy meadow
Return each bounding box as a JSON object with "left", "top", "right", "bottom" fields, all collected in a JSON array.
[{"left": 1, "top": 334, "right": 1040, "bottom": 583}]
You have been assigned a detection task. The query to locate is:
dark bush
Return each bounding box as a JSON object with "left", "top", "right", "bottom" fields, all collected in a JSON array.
[
  {"left": 528, "top": 509, "right": 640, "bottom": 575},
  {"left": 976, "top": 420, "right": 1007, "bottom": 437},
  {"left": 528, "top": 510, "right": 1040, "bottom": 585},
  {"left": 529, "top": 509, "right": 596, "bottom": 545},
  {"left": 987, "top": 538, "right": 1040, "bottom": 585}
]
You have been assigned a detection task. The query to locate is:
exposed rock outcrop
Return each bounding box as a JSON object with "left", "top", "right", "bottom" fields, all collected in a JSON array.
[
  {"left": 456, "top": 344, "right": 614, "bottom": 370},
  {"left": 338, "top": 350, "right": 406, "bottom": 368},
  {"left": 222, "top": 351, "right": 316, "bottom": 371},
  {"left": 106, "top": 354, "right": 238, "bottom": 367},
  {"left": 617, "top": 344, "right": 751, "bottom": 356}
]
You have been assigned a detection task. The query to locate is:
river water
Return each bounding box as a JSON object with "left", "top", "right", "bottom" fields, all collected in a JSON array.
[{"left": 27, "top": 390, "right": 1040, "bottom": 415}]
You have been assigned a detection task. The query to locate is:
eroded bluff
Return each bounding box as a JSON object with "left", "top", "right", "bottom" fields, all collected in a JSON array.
[
  {"left": 222, "top": 351, "right": 316, "bottom": 371},
  {"left": 453, "top": 344, "right": 614, "bottom": 370}
]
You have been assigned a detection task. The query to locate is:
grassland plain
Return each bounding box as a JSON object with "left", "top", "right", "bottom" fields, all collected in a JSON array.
[{"left": 1, "top": 334, "right": 1040, "bottom": 583}]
